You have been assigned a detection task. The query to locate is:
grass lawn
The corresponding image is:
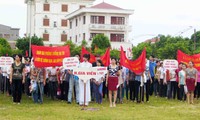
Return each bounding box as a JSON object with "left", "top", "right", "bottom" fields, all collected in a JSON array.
[{"left": 0, "top": 94, "right": 200, "bottom": 120}]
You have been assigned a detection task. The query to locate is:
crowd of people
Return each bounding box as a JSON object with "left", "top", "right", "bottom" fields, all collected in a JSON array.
[{"left": 0, "top": 54, "right": 199, "bottom": 107}]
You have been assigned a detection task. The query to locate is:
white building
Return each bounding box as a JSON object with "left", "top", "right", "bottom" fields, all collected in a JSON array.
[
  {"left": 66, "top": 2, "right": 134, "bottom": 57},
  {"left": 25, "top": 0, "right": 94, "bottom": 45}
]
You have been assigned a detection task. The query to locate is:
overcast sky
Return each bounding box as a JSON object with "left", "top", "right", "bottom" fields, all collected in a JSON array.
[{"left": 0, "top": 0, "right": 199, "bottom": 45}]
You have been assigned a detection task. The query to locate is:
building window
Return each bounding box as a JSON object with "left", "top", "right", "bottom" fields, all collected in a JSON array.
[
  {"left": 61, "top": 34, "right": 67, "bottom": 42},
  {"left": 90, "top": 33, "right": 102, "bottom": 40},
  {"left": 61, "top": 19, "right": 68, "bottom": 27},
  {"left": 43, "top": 4, "right": 50, "bottom": 11},
  {"left": 91, "top": 16, "right": 105, "bottom": 24},
  {"left": 76, "top": 19, "right": 78, "bottom": 26},
  {"left": 75, "top": 35, "right": 77, "bottom": 43},
  {"left": 43, "top": 34, "right": 49, "bottom": 41},
  {"left": 80, "top": 5, "right": 86, "bottom": 9},
  {"left": 62, "top": 4, "right": 68, "bottom": 12},
  {"left": 83, "top": 16, "right": 86, "bottom": 24},
  {"left": 43, "top": 18, "right": 49, "bottom": 26},
  {"left": 111, "top": 17, "right": 125, "bottom": 25},
  {"left": 70, "top": 21, "right": 72, "bottom": 29},
  {"left": 110, "top": 34, "right": 124, "bottom": 42},
  {"left": 83, "top": 33, "right": 85, "bottom": 40}
]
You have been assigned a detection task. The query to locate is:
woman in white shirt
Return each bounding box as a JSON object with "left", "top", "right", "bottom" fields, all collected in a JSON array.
[
  {"left": 79, "top": 54, "right": 92, "bottom": 106},
  {"left": 170, "top": 69, "right": 176, "bottom": 99}
]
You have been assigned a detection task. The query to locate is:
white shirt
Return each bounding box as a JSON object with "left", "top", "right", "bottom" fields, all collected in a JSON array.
[{"left": 170, "top": 70, "right": 176, "bottom": 81}]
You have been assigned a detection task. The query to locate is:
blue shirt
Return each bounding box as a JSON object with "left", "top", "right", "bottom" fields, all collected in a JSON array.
[
  {"left": 135, "top": 75, "right": 141, "bottom": 82},
  {"left": 149, "top": 61, "right": 156, "bottom": 77}
]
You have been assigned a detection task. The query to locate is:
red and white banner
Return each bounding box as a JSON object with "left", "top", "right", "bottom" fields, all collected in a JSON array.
[
  {"left": 0, "top": 57, "right": 14, "bottom": 67},
  {"left": 163, "top": 59, "right": 178, "bottom": 70},
  {"left": 63, "top": 57, "right": 79, "bottom": 69},
  {"left": 73, "top": 67, "right": 107, "bottom": 83},
  {"left": 32, "top": 45, "right": 70, "bottom": 67}
]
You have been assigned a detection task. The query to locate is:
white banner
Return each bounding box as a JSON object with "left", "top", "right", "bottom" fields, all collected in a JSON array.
[
  {"left": 63, "top": 57, "right": 79, "bottom": 69},
  {"left": 73, "top": 67, "right": 107, "bottom": 83},
  {"left": 0, "top": 57, "right": 14, "bottom": 67},
  {"left": 163, "top": 59, "right": 178, "bottom": 70}
]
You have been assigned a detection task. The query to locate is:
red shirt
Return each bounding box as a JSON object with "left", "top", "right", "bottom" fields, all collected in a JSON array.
[
  {"left": 175, "top": 68, "right": 181, "bottom": 82},
  {"left": 166, "top": 70, "right": 170, "bottom": 82}
]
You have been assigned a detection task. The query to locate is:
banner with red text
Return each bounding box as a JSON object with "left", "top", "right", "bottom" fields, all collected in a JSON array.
[
  {"left": 32, "top": 45, "right": 70, "bottom": 67},
  {"left": 73, "top": 67, "right": 107, "bottom": 83},
  {"left": 177, "top": 50, "right": 200, "bottom": 70},
  {"left": 120, "top": 47, "right": 146, "bottom": 74}
]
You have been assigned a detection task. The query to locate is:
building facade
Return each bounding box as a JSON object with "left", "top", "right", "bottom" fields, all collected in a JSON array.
[
  {"left": 66, "top": 2, "right": 134, "bottom": 57},
  {"left": 25, "top": 0, "right": 94, "bottom": 45},
  {"left": 0, "top": 24, "right": 20, "bottom": 41}
]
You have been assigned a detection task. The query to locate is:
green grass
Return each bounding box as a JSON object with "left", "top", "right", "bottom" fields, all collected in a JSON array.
[{"left": 0, "top": 94, "right": 200, "bottom": 120}]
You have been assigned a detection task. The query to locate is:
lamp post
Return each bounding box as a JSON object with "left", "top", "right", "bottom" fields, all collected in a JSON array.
[{"left": 29, "top": 33, "right": 31, "bottom": 57}]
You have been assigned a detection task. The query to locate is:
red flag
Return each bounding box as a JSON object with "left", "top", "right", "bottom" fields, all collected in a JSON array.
[
  {"left": 26, "top": 50, "right": 28, "bottom": 57},
  {"left": 177, "top": 50, "right": 200, "bottom": 70},
  {"left": 101, "top": 48, "right": 110, "bottom": 66},
  {"left": 81, "top": 47, "right": 96, "bottom": 63},
  {"left": 120, "top": 46, "right": 146, "bottom": 74}
]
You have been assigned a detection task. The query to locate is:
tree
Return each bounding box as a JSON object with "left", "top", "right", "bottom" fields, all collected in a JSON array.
[
  {"left": 16, "top": 36, "right": 44, "bottom": 55},
  {"left": 191, "top": 30, "right": 200, "bottom": 52},
  {"left": 132, "top": 35, "right": 192, "bottom": 60},
  {"left": 110, "top": 49, "right": 120, "bottom": 59},
  {"left": 0, "top": 46, "right": 12, "bottom": 56},
  {"left": 91, "top": 34, "right": 111, "bottom": 51},
  {"left": 0, "top": 38, "right": 11, "bottom": 49}
]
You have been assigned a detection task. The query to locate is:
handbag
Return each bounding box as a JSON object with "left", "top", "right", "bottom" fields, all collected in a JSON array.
[{"left": 184, "top": 85, "right": 188, "bottom": 94}]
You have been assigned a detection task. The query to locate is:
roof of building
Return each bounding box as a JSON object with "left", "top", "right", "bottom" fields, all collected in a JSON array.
[
  {"left": 65, "top": 2, "right": 134, "bottom": 19},
  {"left": 91, "top": 2, "right": 123, "bottom": 10},
  {"left": 144, "top": 38, "right": 160, "bottom": 43}
]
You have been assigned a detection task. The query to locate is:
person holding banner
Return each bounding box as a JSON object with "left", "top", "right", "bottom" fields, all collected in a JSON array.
[
  {"left": 25, "top": 58, "right": 31, "bottom": 97},
  {"left": 10, "top": 54, "right": 25, "bottom": 104},
  {"left": 67, "top": 55, "right": 80, "bottom": 104},
  {"left": 106, "top": 58, "right": 119, "bottom": 107},
  {"left": 185, "top": 61, "right": 197, "bottom": 104},
  {"left": 79, "top": 54, "right": 92, "bottom": 106},
  {"left": 93, "top": 59, "right": 104, "bottom": 104}
]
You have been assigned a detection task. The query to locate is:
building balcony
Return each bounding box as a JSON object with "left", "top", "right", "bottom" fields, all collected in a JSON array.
[{"left": 89, "top": 24, "right": 132, "bottom": 32}]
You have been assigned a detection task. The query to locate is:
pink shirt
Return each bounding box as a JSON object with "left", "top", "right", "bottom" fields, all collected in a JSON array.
[{"left": 198, "top": 72, "right": 200, "bottom": 83}]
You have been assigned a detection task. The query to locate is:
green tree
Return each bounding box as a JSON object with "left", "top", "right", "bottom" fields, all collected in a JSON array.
[
  {"left": 0, "top": 46, "right": 12, "bottom": 56},
  {"left": 16, "top": 36, "right": 44, "bottom": 55},
  {"left": 191, "top": 30, "right": 200, "bottom": 52},
  {"left": 91, "top": 34, "right": 111, "bottom": 51},
  {"left": 0, "top": 38, "right": 11, "bottom": 49},
  {"left": 110, "top": 49, "right": 120, "bottom": 59},
  {"left": 132, "top": 42, "right": 153, "bottom": 59}
]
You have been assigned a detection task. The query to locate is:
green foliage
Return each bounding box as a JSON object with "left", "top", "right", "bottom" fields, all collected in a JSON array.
[
  {"left": 0, "top": 38, "right": 11, "bottom": 49},
  {"left": 64, "top": 40, "right": 81, "bottom": 56},
  {"left": 94, "top": 49, "right": 106, "bottom": 56},
  {"left": 91, "top": 34, "right": 111, "bottom": 51},
  {"left": 11, "top": 49, "right": 22, "bottom": 56},
  {"left": 81, "top": 40, "right": 88, "bottom": 47},
  {"left": 0, "top": 46, "right": 12, "bottom": 56},
  {"left": 16, "top": 36, "right": 44, "bottom": 55},
  {"left": 132, "top": 35, "right": 194, "bottom": 60},
  {"left": 110, "top": 49, "right": 120, "bottom": 59}
]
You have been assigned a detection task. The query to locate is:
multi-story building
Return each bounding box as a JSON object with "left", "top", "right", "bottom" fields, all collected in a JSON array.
[
  {"left": 0, "top": 24, "right": 20, "bottom": 49},
  {"left": 25, "top": 0, "right": 94, "bottom": 45},
  {"left": 66, "top": 2, "right": 134, "bottom": 57},
  {"left": 0, "top": 24, "right": 20, "bottom": 41}
]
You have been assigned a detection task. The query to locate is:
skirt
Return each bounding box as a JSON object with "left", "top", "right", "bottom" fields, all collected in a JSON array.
[
  {"left": 108, "top": 76, "right": 118, "bottom": 91},
  {"left": 186, "top": 78, "right": 195, "bottom": 91}
]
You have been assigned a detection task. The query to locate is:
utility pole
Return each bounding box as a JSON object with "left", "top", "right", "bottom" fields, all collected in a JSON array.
[{"left": 194, "top": 29, "right": 196, "bottom": 51}]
